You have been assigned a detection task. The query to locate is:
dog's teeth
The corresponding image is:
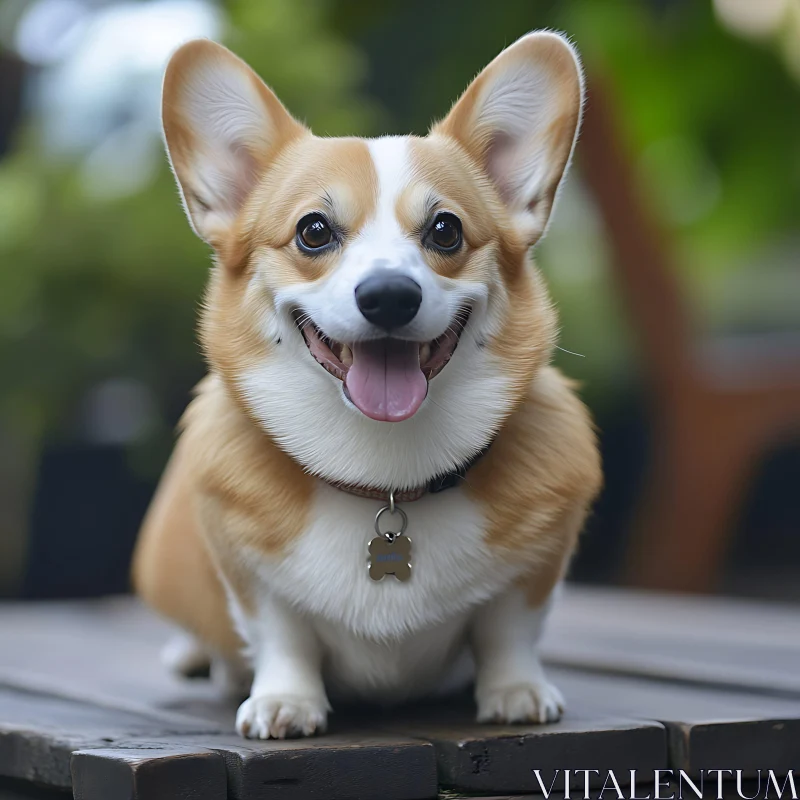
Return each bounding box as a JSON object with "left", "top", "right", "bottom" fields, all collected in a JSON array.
[
  {"left": 419, "top": 343, "right": 431, "bottom": 364},
  {"left": 340, "top": 344, "right": 353, "bottom": 367}
]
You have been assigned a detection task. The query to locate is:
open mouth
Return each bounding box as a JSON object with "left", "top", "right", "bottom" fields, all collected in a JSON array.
[{"left": 294, "top": 309, "right": 470, "bottom": 422}]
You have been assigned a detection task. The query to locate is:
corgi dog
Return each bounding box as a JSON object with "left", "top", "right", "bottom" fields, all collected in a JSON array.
[{"left": 133, "top": 30, "right": 602, "bottom": 740}]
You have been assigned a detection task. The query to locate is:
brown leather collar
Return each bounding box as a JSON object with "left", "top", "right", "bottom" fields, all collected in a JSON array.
[{"left": 326, "top": 442, "right": 492, "bottom": 503}]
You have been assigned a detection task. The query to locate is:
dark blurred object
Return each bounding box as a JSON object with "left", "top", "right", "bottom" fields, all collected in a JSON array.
[
  {"left": 0, "top": 49, "right": 25, "bottom": 158},
  {"left": 21, "top": 443, "right": 153, "bottom": 598},
  {"left": 727, "top": 442, "right": 800, "bottom": 600},
  {"left": 580, "top": 75, "right": 800, "bottom": 594}
]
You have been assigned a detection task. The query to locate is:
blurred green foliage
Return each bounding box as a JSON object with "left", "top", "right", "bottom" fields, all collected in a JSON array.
[
  {"left": 0, "top": 0, "right": 381, "bottom": 464},
  {"left": 558, "top": 0, "right": 800, "bottom": 387},
  {"left": 563, "top": 0, "right": 800, "bottom": 271}
]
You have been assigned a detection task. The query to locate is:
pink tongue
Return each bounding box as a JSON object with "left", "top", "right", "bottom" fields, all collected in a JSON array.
[{"left": 345, "top": 339, "right": 428, "bottom": 422}]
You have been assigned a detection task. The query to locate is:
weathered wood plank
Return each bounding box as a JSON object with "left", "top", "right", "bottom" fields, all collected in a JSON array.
[
  {"left": 372, "top": 696, "right": 667, "bottom": 794},
  {"left": 118, "top": 733, "right": 439, "bottom": 800},
  {"left": 221, "top": 734, "right": 437, "bottom": 800},
  {"left": 551, "top": 667, "right": 800, "bottom": 775},
  {"left": 0, "top": 599, "right": 217, "bottom": 709},
  {"left": 0, "top": 686, "right": 220, "bottom": 789},
  {"left": 0, "top": 787, "right": 66, "bottom": 800},
  {"left": 0, "top": 685, "right": 439, "bottom": 799},
  {"left": 71, "top": 747, "right": 226, "bottom": 800},
  {"left": 423, "top": 720, "right": 665, "bottom": 795},
  {"left": 438, "top": 778, "right": 773, "bottom": 800},
  {"left": 0, "top": 682, "right": 439, "bottom": 799},
  {"left": 544, "top": 586, "right": 800, "bottom": 697},
  {"left": 0, "top": 778, "right": 71, "bottom": 800}
]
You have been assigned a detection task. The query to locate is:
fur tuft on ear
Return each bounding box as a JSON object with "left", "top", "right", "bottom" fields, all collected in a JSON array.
[
  {"left": 434, "top": 31, "right": 584, "bottom": 245},
  {"left": 162, "top": 39, "right": 306, "bottom": 247}
]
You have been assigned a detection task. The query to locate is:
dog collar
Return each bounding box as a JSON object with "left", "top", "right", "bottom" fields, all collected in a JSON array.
[{"left": 327, "top": 442, "right": 492, "bottom": 503}]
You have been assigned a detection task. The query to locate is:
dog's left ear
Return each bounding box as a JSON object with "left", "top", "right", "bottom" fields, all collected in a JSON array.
[{"left": 434, "top": 31, "right": 584, "bottom": 245}]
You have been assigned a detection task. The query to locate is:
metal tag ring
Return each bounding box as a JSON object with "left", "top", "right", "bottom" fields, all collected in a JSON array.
[{"left": 374, "top": 505, "right": 408, "bottom": 539}]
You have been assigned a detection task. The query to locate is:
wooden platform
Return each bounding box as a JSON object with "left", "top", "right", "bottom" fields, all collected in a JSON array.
[{"left": 0, "top": 586, "right": 797, "bottom": 799}]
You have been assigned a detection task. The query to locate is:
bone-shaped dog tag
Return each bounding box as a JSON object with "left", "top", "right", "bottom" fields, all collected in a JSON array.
[{"left": 368, "top": 535, "right": 412, "bottom": 582}]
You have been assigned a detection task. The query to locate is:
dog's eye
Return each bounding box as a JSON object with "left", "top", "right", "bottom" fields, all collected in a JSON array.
[
  {"left": 297, "top": 214, "right": 334, "bottom": 253},
  {"left": 425, "top": 213, "right": 462, "bottom": 253}
]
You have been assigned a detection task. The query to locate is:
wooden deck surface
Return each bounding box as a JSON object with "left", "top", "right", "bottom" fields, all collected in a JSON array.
[{"left": 0, "top": 585, "right": 797, "bottom": 799}]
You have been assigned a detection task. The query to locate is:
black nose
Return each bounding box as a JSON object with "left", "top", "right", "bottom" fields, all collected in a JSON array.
[{"left": 355, "top": 273, "right": 422, "bottom": 330}]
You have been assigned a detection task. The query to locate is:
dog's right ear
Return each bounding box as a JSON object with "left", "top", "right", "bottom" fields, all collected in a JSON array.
[{"left": 162, "top": 40, "right": 305, "bottom": 247}]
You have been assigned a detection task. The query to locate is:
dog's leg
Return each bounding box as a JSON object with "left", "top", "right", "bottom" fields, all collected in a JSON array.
[
  {"left": 471, "top": 586, "right": 564, "bottom": 724},
  {"left": 160, "top": 630, "right": 251, "bottom": 698},
  {"left": 160, "top": 631, "right": 211, "bottom": 677},
  {"left": 211, "top": 655, "right": 251, "bottom": 699},
  {"left": 235, "top": 593, "right": 330, "bottom": 739}
]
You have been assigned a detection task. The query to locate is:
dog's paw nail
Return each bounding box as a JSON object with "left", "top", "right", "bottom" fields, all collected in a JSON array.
[
  {"left": 477, "top": 680, "right": 564, "bottom": 725},
  {"left": 236, "top": 695, "right": 328, "bottom": 739}
]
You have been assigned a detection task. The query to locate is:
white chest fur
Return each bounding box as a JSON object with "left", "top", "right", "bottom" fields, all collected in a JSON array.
[{"left": 244, "top": 481, "right": 520, "bottom": 699}]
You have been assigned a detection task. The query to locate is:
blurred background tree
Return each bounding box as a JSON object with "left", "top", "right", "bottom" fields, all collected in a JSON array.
[{"left": 0, "top": 0, "right": 797, "bottom": 598}]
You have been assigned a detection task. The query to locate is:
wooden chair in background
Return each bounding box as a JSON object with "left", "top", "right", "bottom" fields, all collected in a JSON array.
[{"left": 579, "top": 76, "right": 800, "bottom": 593}]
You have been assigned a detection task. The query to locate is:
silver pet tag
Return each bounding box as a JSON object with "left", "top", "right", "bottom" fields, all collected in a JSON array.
[{"left": 368, "top": 498, "right": 411, "bottom": 582}]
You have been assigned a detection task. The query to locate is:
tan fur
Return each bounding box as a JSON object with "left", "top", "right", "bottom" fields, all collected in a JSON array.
[
  {"left": 468, "top": 367, "right": 602, "bottom": 603},
  {"left": 181, "top": 376, "right": 314, "bottom": 558},
  {"left": 518, "top": 504, "right": 593, "bottom": 608},
  {"left": 405, "top": 136, "right": 503, "bottom": 263},
  {"left": 248, "top": 137, "right": 379, "bottom": 258},
  {"left": 133, "top": 373, "right": 315, "bottom": 653},
  {"left": 132, "top": 425, "right": 241, "bottom": 656}
]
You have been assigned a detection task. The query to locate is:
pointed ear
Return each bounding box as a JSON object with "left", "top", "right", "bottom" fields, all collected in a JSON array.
[
  {"left": 162, "top": 39, "right": 306, "bottom": 247},
  {"left": 434, "top": 31, "right": 584, "bottom": 245}
]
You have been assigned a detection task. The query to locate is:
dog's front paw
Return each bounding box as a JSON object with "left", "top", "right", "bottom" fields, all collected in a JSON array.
[
  {"left": 236, "top": 694, "right": 328, "bottom": 739},
  {"left": 476, "top": 679, "right": 565, "bottom": 725}
]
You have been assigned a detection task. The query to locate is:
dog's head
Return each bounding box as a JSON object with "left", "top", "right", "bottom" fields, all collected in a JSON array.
[{"left": 162, "top": 32, "right": 584, "bottom": 490}]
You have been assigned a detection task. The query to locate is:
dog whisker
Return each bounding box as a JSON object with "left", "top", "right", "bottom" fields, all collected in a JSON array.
[{"left": 556, "top": 346, "right": 585, "bottom": 358}]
